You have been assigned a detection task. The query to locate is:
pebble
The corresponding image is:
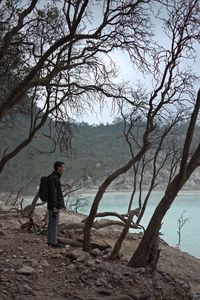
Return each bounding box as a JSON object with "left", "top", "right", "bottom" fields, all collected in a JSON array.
[
  {"left": 90, "top": 248, "right": 103, "bottom": 257},
  {"left": 38, "top": 269, "right": 44, "bottom": 273},
  {"left": 67, "top": 263, "right": 76, "bottom": 270},
  {"left": 16, "top": 266, "right": 35, "bottom": 275},
  {"left": 85, "top": 260, "right": 96, "bottom": 268},
  {"left": 40, "top": 260, "right": 50, "bottom": 267},
  {"left": 50, "top": 253, "right": 63, "bottom": 259},
  {"left": 3, "top": 268, "right": 9, "bottom": 272},
  {"left": 192, "top": 293, "right": 200, "bottom": 300},
  {"left": 66, "top": 249, "right": 91, "bottom": 262},
  {"left": 97, "top": 288, "right": 112, "bottom": 296},
  {"left": 26, "top": 258, "right": 38, "bottom": 267},
  {"left": 22, "top": 283, "right": 33, "bottom": 295},
  {"left": 17, "top": 247, "right": 23, "bottom": 251}
]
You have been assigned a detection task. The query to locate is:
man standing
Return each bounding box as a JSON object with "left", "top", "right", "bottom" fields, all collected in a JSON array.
[{"left": 47, "top": 161, "right": 65, "bottom": 248}]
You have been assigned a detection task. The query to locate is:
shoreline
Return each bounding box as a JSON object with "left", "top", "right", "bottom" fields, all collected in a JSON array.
[
  {"left": 1, "top": 191, "right": 200, "bottom": 259},
  {"left": 1, "top": 208, "right": 200, "bottom": 298},
  {"left": 1, "top": 189, "right": 200, "bottom": 199}
]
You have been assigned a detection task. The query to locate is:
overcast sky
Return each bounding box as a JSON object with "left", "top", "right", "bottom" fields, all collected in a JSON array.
[
  {"left": 39, "top": 1, "right": 200, "bottom": 125},
  {"left": 75, "top": 3, "right": 200, "bottom": 125}
]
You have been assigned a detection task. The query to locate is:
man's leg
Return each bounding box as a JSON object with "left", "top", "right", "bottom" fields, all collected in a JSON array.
[{"left": 47, "top": 210, "right": 59, "bottom": 245}]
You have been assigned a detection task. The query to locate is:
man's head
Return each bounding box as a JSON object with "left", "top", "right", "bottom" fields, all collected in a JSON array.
[{"left": 54, "top": 161, "right": 65, "bottom": 175}]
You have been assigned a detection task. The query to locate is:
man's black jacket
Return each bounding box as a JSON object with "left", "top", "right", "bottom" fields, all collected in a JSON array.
[{"left": 47, "top": 171, "right": 65, "bottom": 210}]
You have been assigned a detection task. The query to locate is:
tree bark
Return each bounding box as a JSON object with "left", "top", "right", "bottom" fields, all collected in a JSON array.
[
  {"left": 83, "top": 145, "right": 149, "bottom": 252},
  {"left": 128, "top": 89, "right": 200, "bottom": 268},
  {"left": 128, "top": 149, "right": 200, "bottom": 267},
  {"left": 110, "top": 209, "right": 135, "bottom": 260}
]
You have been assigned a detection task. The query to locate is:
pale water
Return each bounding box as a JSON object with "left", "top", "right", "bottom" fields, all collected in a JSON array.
[
  {"left": 80, "top": 190, "right": 200, "bottom": 259},
  {"left": 25, "top": 190, "right": 200, "bottom": 258}
]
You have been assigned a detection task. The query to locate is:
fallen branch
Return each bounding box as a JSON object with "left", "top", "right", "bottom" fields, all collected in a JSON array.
[
  {"left": 60, "top": 219, "right": 144, "bottom": 232},
  {"left": 57, "top": 237, "right": 111, "bottom": 251},
  {"left": 82, "top": 211, "right": 127, "bottom": 224}
]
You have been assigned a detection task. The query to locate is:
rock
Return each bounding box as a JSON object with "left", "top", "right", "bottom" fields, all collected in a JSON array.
[
  {"left": 21, "top": 283, "right": 33, "bottom": 295},
  {"left": 49, "top": 253, "right": 63, "bottom": 259},
  {"left": 66, "top": 249, "right": 91, "bottom": 262},
  {"left": 192, "top": 293, "right": 200, "bottom": 300},
  {"left": 107, "top": 283, "right": 113, "bottom": 289},
  {"left": 109, "top": 296, "right": 132, "bottom": 300},
  {"left": 89, "top": 296, "right": 132, "bottom": 300},
  {"left": 97, "top": 288, "right": 112, "bottom": 296},
  {"left": 17, "top": 247, "right": 23, "bottom": 251},
  {"left": 26, "top": 258, "right": 38, "bottom": 267},
  {"left": 67, "top": 263, "right": 76, "bottom": 270},
  {"left": 16, "top": 266, "right": 35, "bottom": 275},
  {"left": 96, "top": 278, "right": 103, "bottom": 286},
  {"left": 95, "top": 277, "right": 108, "bottom": 287},
  {"left": 133, "top": 293, "right": 151, "bottom": 299},
  {"left": 40, "top": 260, "right": 50, "bottom": 267},
  {"left": 0, "top": 230, "right": 5, "bottom": 236},
  {"left": 90, "top": 248, "right": 103, "bottom": 257},
  {"left": 38, "top": 269, "right": 44, "bottom": 273},
  {"left": 3, "top": 268, "right": 9, "bottom": 272},
  {"left": 103, "top": 248, "right": 111, "bottom": 254},
  {"left": 85, "top": 259, "right": 96, "bottom": 268}
]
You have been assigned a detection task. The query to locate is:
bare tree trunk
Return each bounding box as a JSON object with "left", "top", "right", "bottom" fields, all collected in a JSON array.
[
  {"left": 129, "top": 89, "right": 200, "bottom": 268},
  {"left": 110, "top": 209, "right": 135, "bottom": 260},
  {"left": 22, "top": 193, "right": 40, "bottom": 217},
  {"left": 128, "top": 175, "right": 180, "bottom": 267},
  {"left": 129, "top": 145, "right": 200, "bottom": 267},
  {"left": 83, "top": 146, "right": 149, "bottom": 251}
]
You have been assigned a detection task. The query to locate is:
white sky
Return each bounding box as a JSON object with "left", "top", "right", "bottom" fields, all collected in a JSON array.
[
  {"left": 75, "top": 3, "right": 200, "bottom": 125},
  {"left": 76, "top": 50, "right": 148, "bottom": 125},
  {"left": 38, "top": 1, "right": 200, "bottom": 125}
]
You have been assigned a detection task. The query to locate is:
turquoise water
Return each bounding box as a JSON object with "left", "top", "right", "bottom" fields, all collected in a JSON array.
[{"left": 80, "top": 190, "right": 200, "bottom": 259}]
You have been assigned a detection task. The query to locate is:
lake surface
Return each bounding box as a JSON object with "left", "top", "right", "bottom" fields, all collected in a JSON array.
[
  {"left": 80, "top": 190, "right": 200, "bottom": 259},
  {"left": 25, "top": 190, "right": 200, "bottom": 258}
]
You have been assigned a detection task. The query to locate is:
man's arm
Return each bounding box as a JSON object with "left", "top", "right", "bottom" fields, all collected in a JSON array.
[{"left": 48, "top": 176, "right": 57, "bottom": 209}]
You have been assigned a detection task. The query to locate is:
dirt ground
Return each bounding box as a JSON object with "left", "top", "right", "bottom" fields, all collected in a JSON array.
[{"left": 0, "top": 208, "right": 200, "bottom": 300}]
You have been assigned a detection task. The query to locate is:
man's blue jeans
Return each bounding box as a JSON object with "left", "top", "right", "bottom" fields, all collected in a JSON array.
[{"left": 47, "top": 210, "right": 59, "bottom": 245}]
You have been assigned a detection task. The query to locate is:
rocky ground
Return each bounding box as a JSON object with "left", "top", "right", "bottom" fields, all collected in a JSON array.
[{"left": 0, "top": 208, "right": 200, "bottom": 300}]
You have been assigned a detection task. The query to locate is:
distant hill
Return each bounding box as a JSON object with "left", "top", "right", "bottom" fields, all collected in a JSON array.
[{"left": 0, "top": 115, "right": 200, "bottom": 194}]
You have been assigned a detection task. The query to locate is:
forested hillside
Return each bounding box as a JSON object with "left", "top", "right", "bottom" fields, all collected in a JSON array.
[{"left": 1, "top": 115, "right": 200, "bottom": 194}]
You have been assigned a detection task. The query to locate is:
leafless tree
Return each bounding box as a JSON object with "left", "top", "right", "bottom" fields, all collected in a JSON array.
[
  {"left": 0, "top": 0, "right": 153, "bottom": 172},
  {"left": 109, "top": 108, "right": 182, "bottom": 259},
  {"left": 127, "top": 0, "right": 200, "bottom": 268},
  {"left": 128, "top": 90, "right": 200, "bottom": 268},
  {"left": 83, "top": 0, "right": 200, "bottom": 252},
  {"left": 62, "top": 175, "right": 88, "bottom": 212},
  {"left": 176, "top": 210, "right": 190, "bottom": 249}
]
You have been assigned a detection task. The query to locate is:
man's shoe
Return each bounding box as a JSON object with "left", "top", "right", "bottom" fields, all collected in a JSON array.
[{"left": 51, "top": 243, "right": 65, "bottom": 248}]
